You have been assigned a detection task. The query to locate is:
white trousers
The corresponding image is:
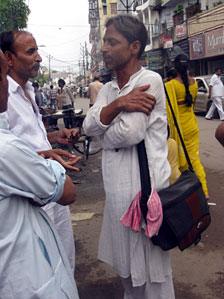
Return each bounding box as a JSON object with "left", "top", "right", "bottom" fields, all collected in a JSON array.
[
  {"left": 205, "top": 96, "right": 224, "bottom": 120},
  {"left": 43, "top": 203, "right": 75, "bottom": 273},
  {"left": 121, "top": 275, "right": 175, "bottom": 299}
]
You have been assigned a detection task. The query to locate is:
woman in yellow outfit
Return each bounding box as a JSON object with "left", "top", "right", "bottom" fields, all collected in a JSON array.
[{"left": 165, "top": 54, "right": 209, "bottom": 197}]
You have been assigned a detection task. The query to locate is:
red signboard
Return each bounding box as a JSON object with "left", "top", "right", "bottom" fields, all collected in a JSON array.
[
  {"left": 175, "top": 24, "right": 187, "bottom": 40},
  {"left": 189, "top": 34, "right": 205, "bottom": 60}
]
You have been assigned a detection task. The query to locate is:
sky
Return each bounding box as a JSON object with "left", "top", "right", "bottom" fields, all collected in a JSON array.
[{"left": 26, "top": 0, "right": 90, "bottom": 73}]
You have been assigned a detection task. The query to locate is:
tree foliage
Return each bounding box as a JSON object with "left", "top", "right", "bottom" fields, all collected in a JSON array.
[{"left": 0, "top": 0, "right": 30, "bottom": 32}]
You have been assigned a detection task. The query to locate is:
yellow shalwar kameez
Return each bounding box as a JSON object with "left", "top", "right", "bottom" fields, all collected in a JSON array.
[{"left": 165, "top": 79, "right": 208, "bottom": 197}]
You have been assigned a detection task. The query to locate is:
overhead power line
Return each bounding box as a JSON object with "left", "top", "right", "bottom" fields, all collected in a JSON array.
[{"left": 28, "top": 23, "right": 89, "bottom": 28}]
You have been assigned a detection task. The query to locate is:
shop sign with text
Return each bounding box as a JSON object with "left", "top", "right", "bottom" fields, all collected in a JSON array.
[
  {"left": 174, "top": 23, "right": 187, "bottom": 40},
  {"left": 205, "top": 27, "right": 224, "bottom": 57}
]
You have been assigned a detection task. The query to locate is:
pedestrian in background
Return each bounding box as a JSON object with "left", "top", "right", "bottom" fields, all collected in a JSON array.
[
  {"left": 32, "top": 81, "right": 44, "bottom": 108},
  {"left": 205, "top": 67, "right": 224, "bottom": 121},
  {"left": 165, "top": 54, "right": 209, "bottom": 198},
  {"left": 83, "top": 14, "right": 175, "bottom": 299},
  {"left": 57, "top": 78, "right": 75, "bottom": 128},
  {"left": 0, "top": 30, "right": 79, "bottom": 273},
  {"left": 49, "top": 84, "right": 58, "bottom": 110},
  {"left": 0, "top": 49, "right": 79, "bottom": 299},
  {"left": 87, "top": 75, "right": 103, "bottom": 107}
]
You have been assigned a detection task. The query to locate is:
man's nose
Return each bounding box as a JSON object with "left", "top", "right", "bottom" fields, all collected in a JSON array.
[
  {"left": 36, "top": 52, "right": 42, "bottom": 62},
  {"left": 101, "top": 43, "right": 108, "bottom": 53}
]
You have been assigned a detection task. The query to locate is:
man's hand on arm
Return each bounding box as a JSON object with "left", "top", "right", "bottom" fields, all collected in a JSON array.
[
  {"left": 47, "top": 128, "right": 80, "bottom": 145},
  {"left": 38, "top": 148, "right": 81, "bottom": 171},
  {"left": 100, "top": 84, "right": 156, "bottom": 125}
]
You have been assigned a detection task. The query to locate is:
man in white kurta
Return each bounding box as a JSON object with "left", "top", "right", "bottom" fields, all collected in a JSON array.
[
  {"left": 205, "top": 67, "right": 224, "bottom": 120},
  {"left": 0, "top": 30, "right": 76, "bottom": 272},
  {"left": 83, "top": 14, "right": 175, "bottom": 299}
]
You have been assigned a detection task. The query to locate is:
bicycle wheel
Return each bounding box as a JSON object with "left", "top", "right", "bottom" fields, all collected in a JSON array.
[
  {"left": 73, "top": 135, "right": 101, "bottom": 160},
  {"left": 86, "top": 136, "right": 102, "bottom": 156},
  {"left": 73, "top": 135, "right": 87, "bottom": 155}
]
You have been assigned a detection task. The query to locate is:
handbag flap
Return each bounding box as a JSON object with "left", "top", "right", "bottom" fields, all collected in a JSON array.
[
  {"left": 159, "top": 171, "right": 201, "bottom": 208},
  {"left": 162, "top": 183, "right": 210, "bottom": 241}
]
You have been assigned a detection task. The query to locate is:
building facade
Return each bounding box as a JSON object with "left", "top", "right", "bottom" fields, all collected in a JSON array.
[
  {"left": 88, "top": 0, "right": 224, "bottom": 77},
  {"left": 88, "top": 0, "right": 118, "bottom": 77}
]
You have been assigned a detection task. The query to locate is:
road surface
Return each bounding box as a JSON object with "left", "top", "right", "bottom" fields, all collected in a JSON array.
[{"left": 71, "top": 98, "right": 224, "bottom": 299}]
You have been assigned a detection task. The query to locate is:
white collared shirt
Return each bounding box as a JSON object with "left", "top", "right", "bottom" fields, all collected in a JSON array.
[
  {"left": 210, "top": 74, "right": 224, "bottom": 97},
  {"left": 5, "top": 76, "right": 51, "bottom": 151}
]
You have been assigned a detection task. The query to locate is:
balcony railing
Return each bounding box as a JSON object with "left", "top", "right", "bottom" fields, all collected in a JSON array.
[
  {"left": 186, "top": 3, "right": 201, "bottom": 18},
  {"left": 173, "top": 10, "right": 184, "bottom": 26}
]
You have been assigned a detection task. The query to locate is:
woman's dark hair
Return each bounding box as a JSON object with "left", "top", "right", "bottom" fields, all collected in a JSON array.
[
  {"left": 105, "top": 15, "right": 148, "bottom": 58},
  {"left": 174, "top": 54, "right": 193, "bottom": 107},
  {"left": 166, "top": 67, "right": 177, "bottom": 80}
]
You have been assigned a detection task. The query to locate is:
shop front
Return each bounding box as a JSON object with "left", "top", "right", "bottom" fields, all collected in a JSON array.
[
  {"left": 189, "top": 26, "right": 224, "bottom": 75},
  {"left": 146, "top": 48, "right": 165, "bottom": 76}
]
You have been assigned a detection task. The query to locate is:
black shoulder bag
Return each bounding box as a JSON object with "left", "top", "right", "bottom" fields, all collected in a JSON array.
[{"left": 137, "top": 86, "right": 211, "bottom": 251}]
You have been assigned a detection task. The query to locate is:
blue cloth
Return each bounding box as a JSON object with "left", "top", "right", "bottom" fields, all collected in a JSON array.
[{"left": 0, "top": 126, "right": 79, "bottom": 298}]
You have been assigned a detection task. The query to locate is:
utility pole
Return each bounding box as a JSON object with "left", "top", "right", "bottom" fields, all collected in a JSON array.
[
  {"left": 85, "top": 42, "right": 89, "bottom": 73},
  {"left": 80, "top": 43, "right": 87, "bottom": 85},
  {"left": 48, "top": 54, "right": 51, "bottom": 82}
]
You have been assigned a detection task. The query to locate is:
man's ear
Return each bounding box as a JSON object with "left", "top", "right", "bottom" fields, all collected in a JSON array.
[
  {"left": 130, "top": 40, "right": 141, "bottom": 57},
  {"left": 4, "top": 51, "right": 14, "bottom": 67}
]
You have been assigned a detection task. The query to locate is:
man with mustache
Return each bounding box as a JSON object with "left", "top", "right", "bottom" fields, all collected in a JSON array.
[
  {"left": 83, "top": 15, "right": 174, "bottom": 299},
  {"left": 0, "top": 30, "right": 78, "bottom": 272},
  {"left": 0, "top": 49, "right": 79, "bottom": 298}
]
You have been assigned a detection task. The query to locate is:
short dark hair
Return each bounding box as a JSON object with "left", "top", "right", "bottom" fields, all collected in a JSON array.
[
  {"left": 58, "top": 78, "right": 65, "bottom": 86},
  {"left": 215, "top": 67, "right": 222, "bottom": 73},
  {"left": 32, "top": 81, "right": 39, "bottom": 89},
  {"left": 105, "top": 15, "right": 148, "bottom": 58},
  {"left": 0, "top": 30, "right": 29, "bottom": 54}
]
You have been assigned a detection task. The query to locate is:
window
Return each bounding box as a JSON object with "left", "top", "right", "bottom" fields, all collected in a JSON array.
[
  {"left": 196, "top": 79, "right": 206, "bottom": 91},
  {"left": 102, "top": 0, "right": 107, "bottom": 15},
  {"left": 110, "top": 3, "right": 117, "bottom": 15}
]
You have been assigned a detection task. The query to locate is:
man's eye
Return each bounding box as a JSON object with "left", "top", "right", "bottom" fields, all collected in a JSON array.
[
  {"left": 27, "top": 49, "right": 35, "bottom": 54},
  {"left": 107, "top": 40, "right": 117, "bottom": 47}
]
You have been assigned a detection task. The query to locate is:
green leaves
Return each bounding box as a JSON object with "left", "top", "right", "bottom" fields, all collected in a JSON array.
[{"left": 0, "top": 0, "right": 30, "bottom": 32}]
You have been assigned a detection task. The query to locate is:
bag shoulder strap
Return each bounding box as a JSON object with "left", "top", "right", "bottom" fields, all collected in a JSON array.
[
  {"left": 137, "top": 141, "right": 151, "bottom": 221},
  {"left": 164, "top": 84, "right": 194, "bottom": 171}
]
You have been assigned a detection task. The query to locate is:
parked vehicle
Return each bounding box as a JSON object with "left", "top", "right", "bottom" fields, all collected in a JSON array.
[
  {"left": 194, "top": 75, "right": 212, "bottom": 113},
  {"left": 194, "top": 75, "right": 224, "bottom": 114}
]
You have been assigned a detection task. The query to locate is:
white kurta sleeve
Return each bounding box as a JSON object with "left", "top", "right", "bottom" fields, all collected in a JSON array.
[
  {"left": 102, "top": 111, "right": 149, "bottom": 149},
  {"left": 102, "top": 72, "right": 166, "bottom": 149},
  {"left": 0, "top": 138, "right": 66, "bottom": 205}
]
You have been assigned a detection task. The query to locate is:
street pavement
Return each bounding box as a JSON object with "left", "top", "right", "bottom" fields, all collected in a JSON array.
[{"left": 71, "top": 98, "right": 224, "bottom": 299}]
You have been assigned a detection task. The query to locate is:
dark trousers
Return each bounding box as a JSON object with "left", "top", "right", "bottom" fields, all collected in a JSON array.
[{"left": 62, "top": 104, "right": 74, "bottom": 128}]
